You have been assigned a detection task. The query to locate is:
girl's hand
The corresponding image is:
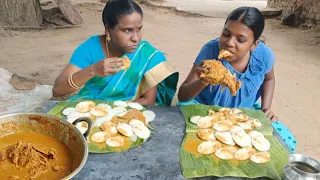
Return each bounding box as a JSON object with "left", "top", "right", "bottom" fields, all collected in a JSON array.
[
  {"left": 195, "top": 61, "right": 210, "bottom": 85},
  {"left": 92, "top": 57, "right": 124, "bottom": 77},
  {"left": 262, "top": 109, "right": 278, "bottom": 122}
]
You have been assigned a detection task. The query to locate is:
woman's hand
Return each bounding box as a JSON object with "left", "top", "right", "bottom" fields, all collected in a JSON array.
[
  {"left": 195, "top": 61, "right": 210, "bottom": 85},
  {"left": 262, "top": 109, "right": 278, "bottom": 122},
  {"left": 92, "top": 57, "right": 124, "bottom": 77}
]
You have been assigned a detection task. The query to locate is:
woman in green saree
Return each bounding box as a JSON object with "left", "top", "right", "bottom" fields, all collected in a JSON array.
[{"left": 52, "top": 0, "right": 178, "bottom": 106}]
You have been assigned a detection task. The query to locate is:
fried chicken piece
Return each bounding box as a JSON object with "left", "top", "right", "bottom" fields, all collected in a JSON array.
[
  {"left": 218, "top": 49, "right": 233, "bottom": 59},
  {"left": 123, "top": 56, "right": 131, "bottom": 70},
  {"left": 200, "top": 60, "right": 242, "bottom": 96},
  {"left": 0, "top": 152, "right": 6, "bottom": 161}
]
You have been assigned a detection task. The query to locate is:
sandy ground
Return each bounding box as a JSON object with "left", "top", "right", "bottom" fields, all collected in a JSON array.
[
  {"left": 148, "top": 0, "right": 267, "bottom": 17},
  {"left": 0, "top": 0, "right": 319, "bottom": 160}
]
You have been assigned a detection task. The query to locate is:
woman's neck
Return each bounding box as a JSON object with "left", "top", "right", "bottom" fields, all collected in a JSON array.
[
  {"left": 230, "top": 51, "right": 251, "bottom": 73},
  {"left": 107, "top": 41, "right": 123, "bottom": 58},
  {"left": 100, "top": 35, "right": 124, "bottom": 58}
]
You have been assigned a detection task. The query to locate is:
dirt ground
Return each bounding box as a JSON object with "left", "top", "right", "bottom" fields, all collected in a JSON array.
[{"left": 0, "top": 0, "right": 319, "bottom": 160}]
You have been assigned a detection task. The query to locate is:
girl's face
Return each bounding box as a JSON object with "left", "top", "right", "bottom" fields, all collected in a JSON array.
[
  {"left": 106, "top": 12, "right": 143, "bottom": 53},
  {"left": 219, "top": 20, "right": 258, "bottom": 62}
]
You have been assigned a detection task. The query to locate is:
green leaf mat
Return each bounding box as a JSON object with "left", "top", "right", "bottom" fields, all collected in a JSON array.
[
  {"left": 179, "top": 104, "right": 290, "bottom": 179},
  {"left": 47, "top": 100, "right": 150, "bottom": 153}
]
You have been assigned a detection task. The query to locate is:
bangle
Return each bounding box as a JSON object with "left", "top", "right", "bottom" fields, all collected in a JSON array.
[{"left": 68, "top": 74, "right": 80, "bottom": 89}]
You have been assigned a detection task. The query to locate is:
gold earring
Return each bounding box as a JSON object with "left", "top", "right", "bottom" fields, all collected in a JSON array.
[{"left": 106, "top": 34, "right": 111, "bottom": 41}]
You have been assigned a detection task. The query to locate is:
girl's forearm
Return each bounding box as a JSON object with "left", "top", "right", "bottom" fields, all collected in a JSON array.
[
  {"left": 178, "top": 80, "right": 208, "bottom": 102},
  {"left": 261, "top": 78, "right": 275, "bottom": 110}
]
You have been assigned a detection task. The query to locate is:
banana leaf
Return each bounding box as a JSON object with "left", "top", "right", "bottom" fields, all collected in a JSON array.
[
  {"left": 179, "top": 104, "right": 290, "bottom": 179},
  {"left": 47, "top": 100, "right": 151, "bottom": 153}
]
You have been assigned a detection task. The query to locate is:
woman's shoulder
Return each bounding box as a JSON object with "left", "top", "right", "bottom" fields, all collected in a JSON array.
[
  {"left": 69, "top": 35, "right": 103, "bottom": 69},
  {"left": 78, "top": 35, "right": 101, "bottom": 49},
  {"left": 138, "top": 40, "right": 165, "bottom": 57},
  {"left": 134, "top": 40, "right": 167, "bottom": 67},
  {"left": 139, "top": 40, "right": 159, "bottom": 51},
  {"left": 72, "top": 35, "right": 101, "bottom": 54}
]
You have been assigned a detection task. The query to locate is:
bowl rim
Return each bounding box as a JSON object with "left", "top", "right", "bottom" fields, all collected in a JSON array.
[
  {"left": 0, "top": 112, "right": 89, "bottom": 179},
  {"left": 288, "top": 154, "right": 320, "bottom": 176}
]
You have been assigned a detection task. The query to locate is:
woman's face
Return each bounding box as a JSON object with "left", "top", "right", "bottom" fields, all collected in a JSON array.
[
  {"left": 219, "top": 20, "right": 257, "bottom": 62},
  {"left": 107, "top": 12, "right": 143, "bottom": 53}
]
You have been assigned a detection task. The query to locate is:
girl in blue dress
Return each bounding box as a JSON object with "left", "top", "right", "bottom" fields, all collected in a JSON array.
[{"left": 177, "top": 7, "right": 296, "bottom": 153}]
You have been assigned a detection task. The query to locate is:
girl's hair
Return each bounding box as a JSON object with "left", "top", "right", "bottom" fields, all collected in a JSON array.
[
  {"left": 102, "top": 0, "right": 143, "bottom": 29},
  {"left": 225, "top": 7, "right": 265, "bottom": 41}
]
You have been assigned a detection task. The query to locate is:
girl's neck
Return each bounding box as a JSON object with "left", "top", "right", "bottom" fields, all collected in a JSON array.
[{"left": 230, "top": 51, "right": 251, "bottom": 73}]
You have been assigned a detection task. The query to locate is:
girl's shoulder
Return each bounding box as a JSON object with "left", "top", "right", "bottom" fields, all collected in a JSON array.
[
  {"left": 202, "top": 38, "right": 220, "bottom": 52},
  {"left": 194, "top": 38, "right": 220, "bottom": 64},
  {"left": 255, "top": 42, "right": 274, "bottom": 58},
  {"left": 251, "top": 42, "right": 275, "bottom": 74}
]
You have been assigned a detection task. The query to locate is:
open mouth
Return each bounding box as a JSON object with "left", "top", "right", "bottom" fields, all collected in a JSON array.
[{"left": 218, "top": 49, "right": 234, "bottom": 59}]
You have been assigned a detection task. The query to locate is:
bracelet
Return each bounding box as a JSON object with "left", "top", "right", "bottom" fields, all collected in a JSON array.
[
  {"left": 68, "top": 74, "right": 80, "bottom": 90},
  {"left": 68, "top": 74, "right": 80, "bottom": 89}
]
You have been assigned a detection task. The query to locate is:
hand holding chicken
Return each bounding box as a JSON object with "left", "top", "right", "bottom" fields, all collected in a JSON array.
[{"left": 199, "top": 60, "right": 241, "bottom": 96}]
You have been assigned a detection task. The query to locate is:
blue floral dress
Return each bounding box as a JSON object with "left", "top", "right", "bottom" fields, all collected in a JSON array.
[{"left": 178, "top": 38, "right": 297, "bottom": 153}]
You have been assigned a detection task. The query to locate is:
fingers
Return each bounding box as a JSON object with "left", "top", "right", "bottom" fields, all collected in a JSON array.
[
  {"left": 105, "top": 66, "right": 122, "bottom": 74},
  {"left": 108, "top": 57, "right": 123, "bottom": 63},
  {"left": 202, "top": 67, "right": 209, "bottom": 74},
  {"left": 105, "top": 58, "right": 124, "bottom": 69},
  {"left": 109, "top": 62, "right": 124, "bottom": 67},
  {"left": 271, "top": 115, "right": 278, "bottom": 122},
  {"left": 196, "top": 66, "right": 209, "bottom": 74},
  {"left": 264, "top": 109, "right": 273, "bottom": 119},
  {"left": 270, "top": 111, "right": 278, "bottom": 122},
  {"left": 263, "top": 109, "right": 279, "bottom": 122},
  {"left": 267, "top": 113, "right": 273, "bottom": 120}
]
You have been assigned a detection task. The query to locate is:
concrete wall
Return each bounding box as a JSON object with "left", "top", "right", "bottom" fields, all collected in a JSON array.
[{"left": 268, "top": 0, "right": 320, "bottom": 26}]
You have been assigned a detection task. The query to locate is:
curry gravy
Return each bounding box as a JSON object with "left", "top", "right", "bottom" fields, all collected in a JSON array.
[{"left": 0, "top": 132, "right": 73, "bottom": 180}]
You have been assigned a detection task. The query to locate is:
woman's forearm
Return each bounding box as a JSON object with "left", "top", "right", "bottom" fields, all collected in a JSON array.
[
  {"left": 52, "top": 65, "right": 95, "bottom": 97},
  {"left": 134, "top": 97, "right": 155, "bottom": 105},
  {"left": 133, "top": 86, "right": 157, "bottom": 105},
  {"left": 178, "top": 80, "right": 208, "bottom": 102}
]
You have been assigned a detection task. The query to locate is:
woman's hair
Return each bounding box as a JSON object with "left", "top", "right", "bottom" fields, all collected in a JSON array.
[
  {"left": 225, "top": 7, "right": 265, "bottom": 41},
  {"left": 102, "top": 0, "right": 143, "bottom": 29}
]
